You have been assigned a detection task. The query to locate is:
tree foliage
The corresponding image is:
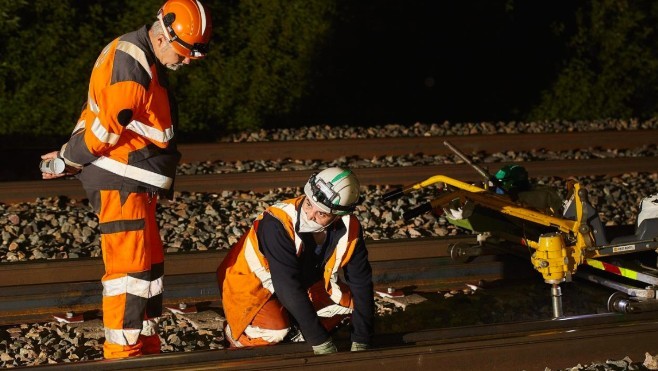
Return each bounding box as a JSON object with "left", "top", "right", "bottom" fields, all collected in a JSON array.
[
  {"left": 0, "top": 0, "right": 336, "bottom": 140},
  {"left": 177, "top": 0, "right": 336, "bottom": 136},
  {"left": 530, "top": 0, "right": 658, "bottom": 120},
  {"left": 1, "top": 0, "right": 657, "bottom": 142}
]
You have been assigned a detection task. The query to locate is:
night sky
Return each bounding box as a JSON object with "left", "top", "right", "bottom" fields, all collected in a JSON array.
[{"left": 294, "top": 1, "right": 577, "bottom": 126}]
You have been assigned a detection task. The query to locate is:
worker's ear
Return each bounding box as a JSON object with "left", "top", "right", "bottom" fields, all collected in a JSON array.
[{"left": 155, "top": 34, "right": 168, "bottom": 49}]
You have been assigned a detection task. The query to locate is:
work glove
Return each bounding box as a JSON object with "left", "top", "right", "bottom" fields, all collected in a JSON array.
[
  {"left": 351, "top": 342, "right": 369, "bottom": 352},
  {"left": 312, "top": 339, "right": 337, "bottom": 355}
]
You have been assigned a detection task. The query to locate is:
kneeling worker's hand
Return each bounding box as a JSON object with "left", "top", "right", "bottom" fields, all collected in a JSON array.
[{"left": 312, "top": 339, "right": 337, "bottom": 355}]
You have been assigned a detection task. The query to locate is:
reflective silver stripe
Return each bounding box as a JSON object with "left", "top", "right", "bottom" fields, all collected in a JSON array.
[
  {"left": 126, "top": 277, "right": 150, "bottom": 298},
  {"left": 105, "top": 328, "right": 141, "bottom": 346},
  {"left": 244, "top": 325, "right": 289, "bottom": 343},
  {"left": 196, "top": 1, "right": 208, "bottom": 34},
  {"left": 150, "top": 276, "right": 164, "bottom": 297},
  {"left": 88, "top": 96, "right": 100, "bottom": 114},
  {"left": 244, "top": 202, "right": 303, "bottom": 293},
  {"left": 332, "top": 214, "right": 352, "bottom": 271},
  {"left": 244, "top": 236, "right": 274, "bottom": 293},
  {"left": 328, "top": 276, "right": 343, "bottom": 305},
  {"left": 102, "top": 275, "right": 151, "bottom": 298},
  {"left": 328, "top": 215, "right": 351, "bottom": 304},
  {"left": 224, "top": 324, "right": 243, "bottom": 347},
  {"left": 59, "top": 143, "right": 84, "bottom": 169},
  {"left": 116, "top": 41, "right": 152, "bottom": 79},
  {"left": 103, "top": 276, "right": 127, "bottom": 296},
  {"left": 274, "top": 202, "right": 304, "bottom": 253},
  {"left": 92, "top": 156, "right": 173, "bottom": 189},
  {"left": 71, "top": 120, "right": 85, "bottom": 135},
  {"left": 91, "top": 116, "right": 120, "bottom": 145},
  {"left": 126, "top": 119, "right": 174, "bottom": 143},
  {"left": 141, "top": 318, "right": 160, "bottom": 337},
  {"left": 317, "top": 303, "right": 352, "bottom": 318}
]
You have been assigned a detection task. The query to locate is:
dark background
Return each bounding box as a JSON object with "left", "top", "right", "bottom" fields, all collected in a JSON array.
[
  {"left": 0, "top": 0, "right": 656, "bottom": 149},
  {"left": 296, "top": 1, "right": 576, "bottom": 126}
]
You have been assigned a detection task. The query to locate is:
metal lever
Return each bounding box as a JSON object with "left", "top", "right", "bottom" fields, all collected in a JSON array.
[
  {"left": 382, "top": 188, "right": 404, "bottom": 201},
  {"left": 403, "top": 202, "right": 434, "bottom": 221}
]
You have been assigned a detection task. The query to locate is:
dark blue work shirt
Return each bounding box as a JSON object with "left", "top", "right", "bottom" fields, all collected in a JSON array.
[{"left": 257, "top": 207, "right": 374, "bottom": 346}]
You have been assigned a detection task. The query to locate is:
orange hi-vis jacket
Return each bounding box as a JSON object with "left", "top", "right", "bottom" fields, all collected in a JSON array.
[
  {"left": 217, "top": 196, "right": 362, "bottom": 340},
  {"left": 61, "top": 26, "right": 180, "bottom": 195}
]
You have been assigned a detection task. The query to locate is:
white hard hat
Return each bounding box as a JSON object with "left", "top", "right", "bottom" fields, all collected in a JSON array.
[{"left": 303, "top": 167, "right": 361, "bottom": 216}]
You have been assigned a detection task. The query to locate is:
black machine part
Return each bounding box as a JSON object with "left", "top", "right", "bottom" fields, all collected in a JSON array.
[
  {"left": 403, "top": 202, "right": 434, "bottom": 221},
  {"left": 382, "top": 188, "right": 404, "bottom": 202},
  {"left": 607, "top": 291, "right": 658, "bottom": 314}
]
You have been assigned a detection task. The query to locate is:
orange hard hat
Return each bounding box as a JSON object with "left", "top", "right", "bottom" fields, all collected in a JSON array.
[{"left": 157, "top": 0, "right": 212, "bottom": 59}]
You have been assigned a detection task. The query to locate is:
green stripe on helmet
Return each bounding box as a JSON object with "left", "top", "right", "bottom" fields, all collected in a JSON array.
[
  {"left": 329, "top": 169, "right": 352, "bottom": 205},
  {"left": 330, "top": 169, "right": 351, "bottom": 184}
]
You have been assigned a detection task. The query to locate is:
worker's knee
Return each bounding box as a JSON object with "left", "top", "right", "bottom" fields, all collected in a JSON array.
[
  {"left": 244, "top": 325, "right": 290, "bottom": 344},
  {"left": 225, "top": 322, "right": 290, "bottom": 347}
]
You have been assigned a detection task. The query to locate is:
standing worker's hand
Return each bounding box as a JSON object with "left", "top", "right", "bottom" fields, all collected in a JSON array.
[
  {"left": 312, "top": 338, "right": 337, "bottom": 355},
  {"left": 350, "top": 342, "right": 369, "bottom": 351},
  {"left": 40, "top": 151, "right": 79, "bottom": 179}
]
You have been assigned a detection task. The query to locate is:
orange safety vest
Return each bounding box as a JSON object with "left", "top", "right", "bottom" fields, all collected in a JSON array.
[
  {"left": 217, "top": 196, "right": 362, "bottom": 339},
  {"left": 61, "top": 26, "right": 180, "bottom": 194}
]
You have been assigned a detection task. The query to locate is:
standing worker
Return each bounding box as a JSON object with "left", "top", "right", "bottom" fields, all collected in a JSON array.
[
  {"left": 40, "top": 0, "right": 212, "bottom": 359},
  {"left": 217, "top": 167, "right": 374, "bottom": 354}
]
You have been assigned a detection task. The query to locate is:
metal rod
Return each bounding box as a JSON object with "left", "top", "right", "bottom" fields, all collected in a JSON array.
[
  {"left": 443, "top": 140, "right": 492, "bottom": 181},
  {"left": 551, "top": 284, "right": 563, "bottom": 318}
]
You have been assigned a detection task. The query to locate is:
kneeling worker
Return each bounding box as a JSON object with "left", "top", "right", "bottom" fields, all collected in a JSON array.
[{"left": 217, "top": 167, "right": 374, "bottom": 354}]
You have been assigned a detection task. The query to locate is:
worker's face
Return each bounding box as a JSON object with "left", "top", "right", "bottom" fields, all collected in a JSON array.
[
  {"left": 302, "top": 198, "right": 337, "bottom": 227},
  {"left": 156, "top": 35, "right": 191, "bottom": 71},
  {"left": 161, "top": 44, "right": 190, "bottom": 71}
]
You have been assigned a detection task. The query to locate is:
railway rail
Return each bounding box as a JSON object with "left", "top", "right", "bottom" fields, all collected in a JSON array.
[
  {"left": 2, "top": 157, "right": 655, "bottom": 203},
  {"left": 2, "top": 236, "right": 539, "bottom": 325},
  {"left": 1, "top": 130, "right": 657, "bottom": 203},
  {"left": 25, "top": 312, "right": 658, "bottom": 371},
  {"left": 175, "top": 129, "right": 658, "bottom": 162}
]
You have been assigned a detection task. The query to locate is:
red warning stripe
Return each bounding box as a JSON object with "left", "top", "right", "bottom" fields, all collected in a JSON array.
[
  {"left": 584, "top": 258, "right": 639, "bottom": 281},
  {"left": 600, "top": 261, "right": 622, "bottom": 275}
]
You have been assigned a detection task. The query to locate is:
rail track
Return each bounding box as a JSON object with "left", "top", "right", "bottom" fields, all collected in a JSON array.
[
  {"left": 0, "top": 130, "right": 656, "bottom": 369},
  {"left": 175, "top": 130, "right": 658, "bottom": 162},
  {"left": 2, "top": 157, "right": 655, "bottom": 203},
  {"left": 25, "top": 312, "right": 658, "bottom": 371},
  {"left": 2, "top": 236, "right": 540, "bottom": 325},
  {"left": 1, "top": 130, "right": 657, "bottom": 203}
]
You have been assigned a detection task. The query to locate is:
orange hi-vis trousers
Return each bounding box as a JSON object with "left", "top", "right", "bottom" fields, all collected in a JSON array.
[
  {"left": 92, "top": 190, "right": 164, "bottom": 359},
  {"left": 225, "top": 281, "right": 353, "bottom": 347}
]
